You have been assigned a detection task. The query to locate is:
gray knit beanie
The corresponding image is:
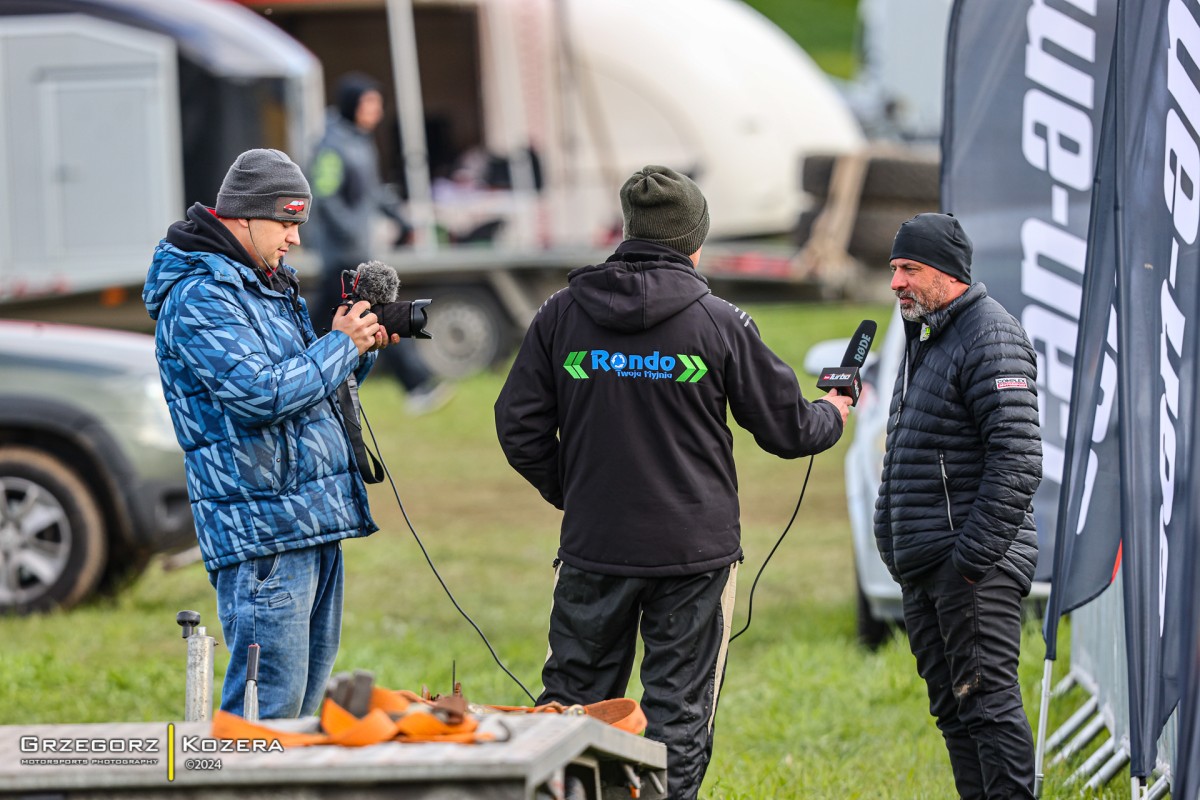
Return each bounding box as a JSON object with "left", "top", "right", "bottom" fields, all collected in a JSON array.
[
  {"left": 215, "top": 148, "right": 311, "bottom": 224},
  {"left": 620, "top": 165, "right": 710, "bottom": 256}
]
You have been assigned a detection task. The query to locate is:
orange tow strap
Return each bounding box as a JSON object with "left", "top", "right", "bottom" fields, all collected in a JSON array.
[
  {"left": 211, "top": 686, "right": 646, "bottom": 747},
  {"left": 486, "top": 698, "right": 647, "bottom": 735}
]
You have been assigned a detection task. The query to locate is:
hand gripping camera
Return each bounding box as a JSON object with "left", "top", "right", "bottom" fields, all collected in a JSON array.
[{"left": 340, "top": 260, "right": 433, "bottom": 339}]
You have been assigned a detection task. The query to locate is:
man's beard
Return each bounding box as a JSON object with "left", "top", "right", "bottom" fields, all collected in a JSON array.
[
  {"left": 897, "top": 291, "right": 935, "bottom": 322},
  {"left": 896, "top": 277, "right": 954, "bottom": 321}
]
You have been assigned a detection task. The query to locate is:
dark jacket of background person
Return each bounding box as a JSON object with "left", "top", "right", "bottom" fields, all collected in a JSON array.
[
  {"left": 873, "top": 281, "right": 1041, "bottom": 592},
  {"left": 144, "top": 203, "right": 378, "bottom": 572},
  {"left": 309, "top": 107, "right": 402, "bottom": 270},
  {"left": 495, "top": 239, "right": 844, "bottom": 578}
]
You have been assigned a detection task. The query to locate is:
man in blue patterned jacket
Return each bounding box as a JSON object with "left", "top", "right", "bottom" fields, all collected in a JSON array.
[{"left": 144, "top": 148, "right": 397, "bottom": 718}]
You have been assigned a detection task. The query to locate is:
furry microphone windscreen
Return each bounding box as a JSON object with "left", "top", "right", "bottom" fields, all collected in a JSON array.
[{"left": 354, "top": 260, "right": 400, "bottom": 304}]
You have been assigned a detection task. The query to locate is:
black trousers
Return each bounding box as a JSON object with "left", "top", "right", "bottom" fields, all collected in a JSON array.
[
  {"left": 903, "top": 559, "right": 1035, "bottom": 800},
  {"left": 539, "top": 561, "right": 738, "bottom": 800}
]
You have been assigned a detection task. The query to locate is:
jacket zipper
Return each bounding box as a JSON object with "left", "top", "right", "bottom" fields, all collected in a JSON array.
[{"left": 938, "top": 451, "right": 955, "bottom": 531}]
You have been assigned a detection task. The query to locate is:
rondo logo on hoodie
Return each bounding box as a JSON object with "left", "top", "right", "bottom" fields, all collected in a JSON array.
[{"left": 562, "top": 350, "right": 707, "bottom": 382}]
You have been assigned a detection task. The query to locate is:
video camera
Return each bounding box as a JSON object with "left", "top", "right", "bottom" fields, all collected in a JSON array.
[{"left": 340, "top": 260, "right": 433, "bottom": 339}]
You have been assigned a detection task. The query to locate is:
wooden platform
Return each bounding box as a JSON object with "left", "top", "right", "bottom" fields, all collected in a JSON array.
[{"left": 0, "top": 714, "right": 666, "bottom": 799}]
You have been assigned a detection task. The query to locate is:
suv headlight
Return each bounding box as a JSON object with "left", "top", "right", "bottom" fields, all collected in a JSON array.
[{"left": 136, "top": 377, "right": 181, "bottom": 452}]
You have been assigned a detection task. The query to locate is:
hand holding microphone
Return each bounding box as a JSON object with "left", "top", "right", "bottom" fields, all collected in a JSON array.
[{"left": 815, "top": 319, "right": 878, "bottom": 424}]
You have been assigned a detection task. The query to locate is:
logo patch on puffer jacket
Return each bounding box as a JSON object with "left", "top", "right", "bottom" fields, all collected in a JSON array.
[{"left": 995, "top": 376, "right": 1029, "bottom": 391}]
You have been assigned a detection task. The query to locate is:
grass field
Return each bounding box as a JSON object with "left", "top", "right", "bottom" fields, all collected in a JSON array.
[
  {"left": 0, "top": 300, "right": 1129, "bottom": 797},
  {"left": 743, "top": 0, "right": 862, "bottom": 78}
]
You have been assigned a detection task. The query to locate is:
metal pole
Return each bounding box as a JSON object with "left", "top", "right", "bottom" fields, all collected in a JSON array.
[
  {"left": 1051, "top": 713, "right": 1107, "bottom": 766},
  {"left": 243, "top": 643, "right": 260, "bottom": 722},
  {"left": 1144, "top": 775, "right": 1171, "bottom": 799},
  {"left": 385, "top": 0, "right": 438, "bottom": 253},
  {"left": 1084, "top": 747, "right": 1130, "bottom": 791},
  {"left": 1046, "top": 695, "right": 1099, "bottom": 753},
  {"left": 1069, "top": 737, "right": 1115, "bottom": 784},
  {"left": 178, "top": 610, "right": 214, "bottom": 722},
  {"left": 1034, "top": 659, "right": 1053, "bottom": 798},
  {"left": 483, "top": 2, "right": 540, "bottom": 249}
]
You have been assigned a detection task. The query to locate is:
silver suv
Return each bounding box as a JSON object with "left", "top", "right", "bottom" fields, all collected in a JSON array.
[{"left": 0, "top": 321, "right": 194, "bottom": 612}]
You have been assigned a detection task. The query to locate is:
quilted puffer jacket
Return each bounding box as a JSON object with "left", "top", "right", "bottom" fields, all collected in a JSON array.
[
  {"left": 873, "top": 282, "right": 1041, "bottom": 593},
  {"left": 144, "top": 227, "right": 378, "bottom": 572}
]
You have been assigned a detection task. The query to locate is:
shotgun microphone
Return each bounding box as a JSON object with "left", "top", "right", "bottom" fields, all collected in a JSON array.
[
  {"left": 341, "top": 260, "right": 433, "bottom": 339},
  {"left": 815, "top": 319, "right": 877, "bottom": 406}
]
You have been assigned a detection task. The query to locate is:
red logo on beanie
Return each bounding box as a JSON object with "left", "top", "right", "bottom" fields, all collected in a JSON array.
[{"left": 283, "top": 200, "right": 306, "bottom": 215}]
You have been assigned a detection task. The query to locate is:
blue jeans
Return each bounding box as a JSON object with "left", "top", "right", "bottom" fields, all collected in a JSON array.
[{"left": 213, "top": 542, "right": 344, "bottom": 718}]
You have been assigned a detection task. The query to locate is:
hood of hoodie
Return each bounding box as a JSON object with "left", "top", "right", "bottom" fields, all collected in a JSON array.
[
  {"left": 567, "top": 240, "right": 710, "bottom": 333},
  {"left": 144, "top": 203, "right": 299, "bottom": 321}
]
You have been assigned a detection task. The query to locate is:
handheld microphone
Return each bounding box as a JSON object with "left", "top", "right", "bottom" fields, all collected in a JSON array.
[{"left": 815, "top": 319, "right": 877, "bottom": 406}]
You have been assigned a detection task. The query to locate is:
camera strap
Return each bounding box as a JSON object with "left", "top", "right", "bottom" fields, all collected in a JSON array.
[{"left": 336, "top": 373, "right": 385, "bottom": 484}]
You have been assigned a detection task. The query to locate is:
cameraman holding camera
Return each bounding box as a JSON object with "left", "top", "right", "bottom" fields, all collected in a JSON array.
[{"left": 143, "top": 148, "right": 399, "bottom": 719}]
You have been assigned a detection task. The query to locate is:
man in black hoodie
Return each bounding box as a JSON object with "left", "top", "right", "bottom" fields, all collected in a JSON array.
[{"left": 495, "top": 165, "right": 851, "bottom": 799}]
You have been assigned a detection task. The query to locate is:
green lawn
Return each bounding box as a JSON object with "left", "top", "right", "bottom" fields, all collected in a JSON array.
[
  {"left": 0, "top": 300, "right": 1129, "bottom": 797},
  {"left": 742, "top": 0, "right": 862, "bottom": 79}
]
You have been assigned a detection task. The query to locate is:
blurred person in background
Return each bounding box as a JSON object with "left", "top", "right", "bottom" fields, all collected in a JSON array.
[
  {"left": 144, "top": 148, "right": 398, "bottom": 718},
  {"left": 309, "top": 71, "right": 453, "bottom": 415},
  {"left": 875, "top": 213, "right": 1041, "bottom": 799},
  {"left": 495, "top": 165, "right": 852, "bottom": 800}
]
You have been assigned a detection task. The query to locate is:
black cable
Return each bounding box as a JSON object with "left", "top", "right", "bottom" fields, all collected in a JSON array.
[
  {"left": 360, "top": 405, "right": 538, "bottom": 704},
  {"left": 729, "top": 454, "right": 815, "bottom": 643}
]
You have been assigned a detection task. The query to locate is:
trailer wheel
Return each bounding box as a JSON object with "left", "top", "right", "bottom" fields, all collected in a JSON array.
[
  {"left": 0, "top": 446, "right": 107, "bottom": 613},
  {"left": 421, "top": 287, "right": 513, "bottom": 378}
]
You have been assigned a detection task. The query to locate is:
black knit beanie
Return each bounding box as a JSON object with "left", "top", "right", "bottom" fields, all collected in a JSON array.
[
  {"left": 620, "top": 165, "right": 711, "bottom": 257},
  {"left": 337, "top": 72, "right": 382, "bottom": 123},
  {"left": 215, "top": 149, "right": 311, "bottom": 223},
  {"left": 890, "top": 213, "right": 973, "bottom": 284}
]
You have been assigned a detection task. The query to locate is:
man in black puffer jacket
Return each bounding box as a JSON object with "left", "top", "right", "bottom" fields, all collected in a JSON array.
[
  {"left": 496, "top": 166, "right": 851, "bottom": 800},
  {"left": 875, "top": 213, "right": 1041, "bottom": 799}
]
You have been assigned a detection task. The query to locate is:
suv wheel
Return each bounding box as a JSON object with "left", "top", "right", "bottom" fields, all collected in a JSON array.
[{"left": 0, "top": 446, "right": 107, "bottom": 613}]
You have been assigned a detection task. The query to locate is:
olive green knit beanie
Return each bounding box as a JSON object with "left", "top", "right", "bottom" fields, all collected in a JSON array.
[{"left": 619, "top": 165, "right": 710, "bottom": 256}]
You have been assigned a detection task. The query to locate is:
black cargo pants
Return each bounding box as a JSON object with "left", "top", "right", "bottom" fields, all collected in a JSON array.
[
  {"left": 903, "top": 559, "right": 1035, "bottom": 800},
  {"left": 538, "top": 561, "right": 738, "bottom": 800}
]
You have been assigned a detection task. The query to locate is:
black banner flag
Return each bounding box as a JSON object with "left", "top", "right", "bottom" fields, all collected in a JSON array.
[
  {"left": 946, "top": 0, "right": 1200, "bottom": 785},
  {"left": 1112, "top": 0, "right": 1200, "bottom": 779}
]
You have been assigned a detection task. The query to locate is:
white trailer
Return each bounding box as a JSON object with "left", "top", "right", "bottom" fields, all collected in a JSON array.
[
  {"left": 0, "top": 0, "right": 869, "bottom": 378},
  {"left": 236, "top": 0, "right": 866, "bottom": 375},
  {"left": 0, "top": 0, "right": 321, "bottom": 302}
]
